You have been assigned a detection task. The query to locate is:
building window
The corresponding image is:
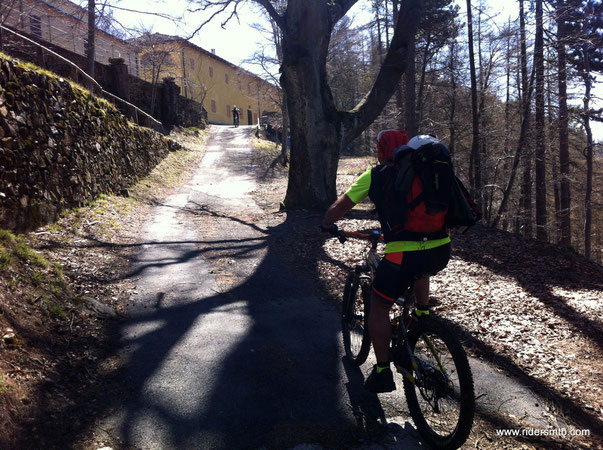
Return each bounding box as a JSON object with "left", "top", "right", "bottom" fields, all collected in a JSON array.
[
  {"left": 30, "top": 15, "right": 42, "bottom": 39},
  {"left": 227, "top": 105, "right": 231, "bottom": 117},
  {"left": 225, "top": 73, "right": 229, "bottom": 84},
  {"left": 238, "top": 79, "right": 242, "bottom": 90},
  {"left": 209, "top": 66, "right": 213, "bottom": 77},
  {"left": 247, "top": 83, "right": 252, "bottom": 95},
  {"left": 84, "top": 39, "right": 89, "bottom": 57},
  {"left": 211, "top": 100, "right": 216, "bottom": 113},
  {"left": 134, "top": 54, "right": 140, "bottom": 77},
  {"left": 190, "top": 58, "right": 195, "bottom": 70}
]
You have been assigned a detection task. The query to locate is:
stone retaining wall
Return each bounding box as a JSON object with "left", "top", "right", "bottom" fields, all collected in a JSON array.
[{"left": 0, "top": 56, "right": 182, "bottom": 231}]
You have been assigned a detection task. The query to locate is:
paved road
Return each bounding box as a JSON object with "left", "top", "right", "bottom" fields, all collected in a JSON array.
[{"left": 100, "top": 125, "right": 564, "bottom": 449}]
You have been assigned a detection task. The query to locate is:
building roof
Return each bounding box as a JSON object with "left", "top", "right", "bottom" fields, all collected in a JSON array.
[
  {"left": 26, "top": 0, "right": 131, "bottom": 47},
  {"left": 131, "top": 32, "right": 278, "bottom": 89}
]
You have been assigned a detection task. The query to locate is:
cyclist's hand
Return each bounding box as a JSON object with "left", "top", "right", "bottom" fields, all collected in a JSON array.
[
  {"left": 319, "top": 224, "right": 346, "bottom": 243},
  {"left": 319, "top": 223, "right": 338, "bottom": 234}
]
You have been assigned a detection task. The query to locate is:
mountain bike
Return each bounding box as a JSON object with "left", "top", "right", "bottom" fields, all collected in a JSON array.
[
  {"left": 328, "top": 227, "right": 475, "bottom": 449},
  {"left": 234, "top": 115, "right": 240, "bottom": 127}
]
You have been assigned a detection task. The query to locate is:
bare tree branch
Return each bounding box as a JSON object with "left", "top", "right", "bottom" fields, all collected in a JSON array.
[
  {"left": 340, "top": 0, "right": 422, "bottom": 143},
  {"left": 252, "top": 0, "right": 285, "bottom": 28}
]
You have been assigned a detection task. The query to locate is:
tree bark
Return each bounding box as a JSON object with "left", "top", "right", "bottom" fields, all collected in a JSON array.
[
  {"left": 534, "top": 0, "right": 547, "bottom": 241},
  {"left": 556, "top": 0, "right": 571, "bottom": 247},
  {"left": 404, "top": 34, "right": 417, "bottom": 136},
  {"left": 492, "top": 67, "right": 535, "bottom": 229},
  {"left": 519, "top": 0, "right": 532, "bottom": 237},
  {"left": 582, "top": 45, "right": 593, "bottom": 259},
  {"left": 278, "top": 0, "right": 422, "bottom": 209},
  {"left": 466, "top": 0, "right": 481, "bottom": 204},
  {"left": 448, "top": 39, "right": 457, "bottom": 157},
  {"left": 87, "top": 0, "right": 96, "bottom": 80}
]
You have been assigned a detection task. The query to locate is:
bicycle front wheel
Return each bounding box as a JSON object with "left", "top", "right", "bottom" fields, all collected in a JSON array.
[
  {"left": 341, "top": 271, "right": 371, "bottom": 366},
  {"left": 402, "top": 317, "right": 474, "bottom": 449}
]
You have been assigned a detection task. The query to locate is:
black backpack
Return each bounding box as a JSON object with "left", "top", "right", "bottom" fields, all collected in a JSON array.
[
  {"left": 392, "top": 142, "right": 481, "bottom": 233},
  {"left": 446, "top": 176, "right": 482, "bottom": 231}
]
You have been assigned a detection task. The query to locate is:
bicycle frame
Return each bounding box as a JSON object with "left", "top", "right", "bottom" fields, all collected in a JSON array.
[
  {"left": 342, "top": 229, "right": 447, "bottom": 390},
  {"left": 333, "top": 226, "right": 475, "bottom": 448}
]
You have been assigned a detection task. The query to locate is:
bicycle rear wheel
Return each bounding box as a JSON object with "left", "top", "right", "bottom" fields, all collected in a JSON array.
[
  {"left": 341, "top": 271, "right": 371, "bottom": 366},
  {"left": 402, "top": 317, "right": 474, "bottom": 449}
]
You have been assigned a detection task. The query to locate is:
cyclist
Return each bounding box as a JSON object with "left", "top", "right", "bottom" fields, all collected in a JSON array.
[
  {"left": 321, "top": 131, "right": 451, "bottom": 393},
  {"left": 232, "top": 105, "right": 240, "bottom": 127}
]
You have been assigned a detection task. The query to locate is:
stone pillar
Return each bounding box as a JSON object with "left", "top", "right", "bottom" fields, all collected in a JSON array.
[
  {"left": 108, "top": 57, "right": 130, "bottom": 100},
  {"left": 160, "top": 77, "right": 180, "bottom": 131}
]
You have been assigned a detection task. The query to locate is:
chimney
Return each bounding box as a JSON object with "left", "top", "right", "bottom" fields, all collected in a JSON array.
[{"left": 211, "top": 49, "right": 215, "bottom": 55}]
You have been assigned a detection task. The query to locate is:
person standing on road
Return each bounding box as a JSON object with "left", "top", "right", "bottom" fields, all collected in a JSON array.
[{"left": 321, "top": 131, "right": 452, "bottom": 393}]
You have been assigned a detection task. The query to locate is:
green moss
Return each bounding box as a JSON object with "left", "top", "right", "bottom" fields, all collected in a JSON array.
[
  {"left": 49, "top": 303, "right": 67, "bottom": 319},
  {"left": 0, "top": 372, "right": 10, "bottom": 397},
  {"left": 0, "top": 230, "right": 16, "bottom": 244},
  {"left": 0, "top": 248, "right": 11, "bottom": 269},
  {"left": 13, "top": 237, "right": 49, "bottom": 268},
  {"left": 31, "top": 272, "right": 44, "bottom": 286},
  {"left": 51, "top": 262, "right": 64, "bottom": 278},
  {"left": 4, "top": 81, "right": 20, "bottom": 92}
]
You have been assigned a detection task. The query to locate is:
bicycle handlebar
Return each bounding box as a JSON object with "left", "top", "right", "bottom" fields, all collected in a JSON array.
[{"left": 320, "top": 225, "right": 383, "bottom": 244}]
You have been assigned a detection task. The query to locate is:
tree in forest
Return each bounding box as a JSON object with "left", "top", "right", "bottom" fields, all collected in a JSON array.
[
  {"left": 414, "top": 0, "right": 459, "bottom": 132},
  {"left": 0, "top": 0, "right": 20, "bottom": 49},
  {"left": 87, "top": 0, "right": 96, "bottom": 79},
  {"left": 190, "top": 0, "right": 422, "bottom": 209},
  {"left": 555, "top": 0, "right": 573, "bottom": 247},
  {"left": 246, "top": 0, "right": 290, "bottom": 165},
  {"left": 534, "top": 0, "right": 547, "bottom": 241},
  {"left": 134, "top": 32, "right": 179, "bottom": 114},
  {"left": 565, "top": 0, "right": 603, "bottom": 259},
  {"left": 518, "top": 0, "right": 534, "bottom": 237},
  {"left": 466, "top": 0, "right": 481, "bottom": 209}
]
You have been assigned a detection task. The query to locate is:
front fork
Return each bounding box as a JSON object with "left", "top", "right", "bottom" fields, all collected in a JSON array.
[
  {"left": 391, "top": 315, "right": 423, "bottom": 386},
  {"left": 392, "top": 314, "right": 449, "bottom": 388}
]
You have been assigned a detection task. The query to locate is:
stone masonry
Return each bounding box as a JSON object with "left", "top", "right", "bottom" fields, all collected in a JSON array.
[{"left": 0, "top": 56, "right": 181, "bottom": 231}]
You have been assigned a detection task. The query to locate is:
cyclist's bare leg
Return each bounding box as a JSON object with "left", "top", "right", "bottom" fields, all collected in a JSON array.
[
  {"left": 369, "top": 292, "right": 393, "bottom": 364},
  {"left": 414, "top": 277, "right": 429, "bottom": 308}
]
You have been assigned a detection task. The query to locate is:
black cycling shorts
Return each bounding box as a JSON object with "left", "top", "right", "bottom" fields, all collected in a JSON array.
[{"left": 372, "top": 243, "right": 451, "bottom": 304}]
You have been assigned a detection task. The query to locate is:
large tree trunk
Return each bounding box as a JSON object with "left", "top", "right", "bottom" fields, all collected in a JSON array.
[
  {"left": 534, "top": 0, "right": 547, "bottom": 241},
  {"left": 556, "top": 0, "right": 571, "bottom": 247},
  {"left": 280, "top": 5, "right": 340, "bottom": 208},
  {"left": 277, "top": 0, "right": 421, "bottom": 209}
]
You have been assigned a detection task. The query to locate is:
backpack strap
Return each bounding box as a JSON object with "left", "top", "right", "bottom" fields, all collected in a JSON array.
[{"left": 407, "top": 191, "right": 424, "bottom": 211}]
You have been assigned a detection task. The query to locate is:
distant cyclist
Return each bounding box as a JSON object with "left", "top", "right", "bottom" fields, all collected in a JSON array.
[
  {"left": 232, "top": 105, "right": 240, "bottom": 127},
  {"left": 321, "top": 131, "right": 452, "bottom": 393}
]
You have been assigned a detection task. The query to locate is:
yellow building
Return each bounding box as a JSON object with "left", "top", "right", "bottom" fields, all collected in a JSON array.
[{"left": 134, "top": 33, "right": 280, "bottom": 125}]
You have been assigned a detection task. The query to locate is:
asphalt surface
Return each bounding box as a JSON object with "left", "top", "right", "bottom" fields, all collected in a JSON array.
[{"left": 99, "top": 125, "right": 566, "bottom": 449}]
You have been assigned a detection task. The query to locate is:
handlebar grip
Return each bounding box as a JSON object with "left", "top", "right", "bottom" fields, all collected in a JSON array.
[{"left": 319, "top": 225, "right": 347, "bottom": 243}]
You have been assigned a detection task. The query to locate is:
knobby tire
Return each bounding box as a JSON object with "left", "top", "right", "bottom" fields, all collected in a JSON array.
[
  {"left": 402, "top": 317, "right": 474, "bottom": 449},
  {"left": 341, "top": 271, "right": 371, "bottom": 366}
]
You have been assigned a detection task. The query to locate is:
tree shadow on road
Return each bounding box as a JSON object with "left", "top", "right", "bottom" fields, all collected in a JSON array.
[{"left": 22, "top": 205, "right": 405, "bottom": 449}]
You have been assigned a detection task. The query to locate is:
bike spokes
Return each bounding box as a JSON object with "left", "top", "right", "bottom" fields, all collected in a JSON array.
[
  {"left": 412, "top": 332, "right": 463, "bottom": 438},
  {"left": 341, "top": 274, "right": 371, "bottom": 365}
]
